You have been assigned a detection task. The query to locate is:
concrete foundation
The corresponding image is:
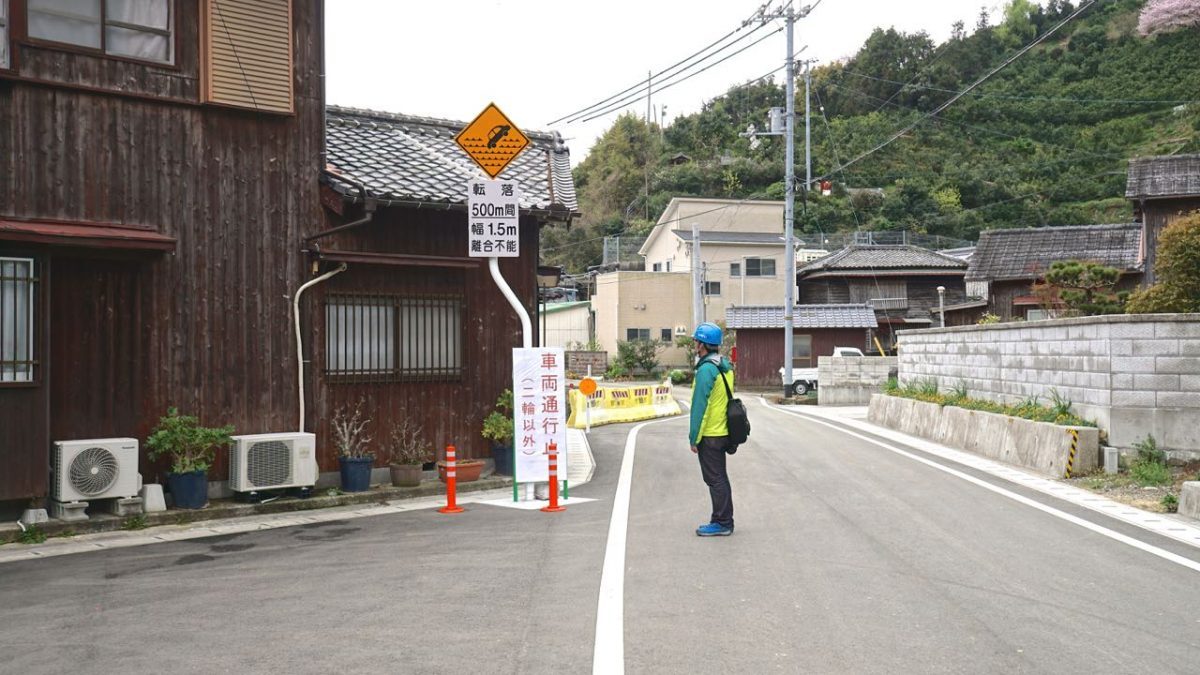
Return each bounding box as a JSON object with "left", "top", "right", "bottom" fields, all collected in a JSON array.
[
  {"left": 1179, "top": 482, "right": 1200, "bottom": 521},
  {"left": 107, "top": 497, "right": 144, "bottom": 517},
  {"left": 868, "top": 394, "right": 1100, "bottom": 478},
  {"left": 49, "top": 501, "right": 89, "bottom": 522}
]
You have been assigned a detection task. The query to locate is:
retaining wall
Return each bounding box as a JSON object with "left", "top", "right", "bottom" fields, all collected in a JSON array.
[
  {"left": 868, "top": 394, "right": 1099, "bottom": 478},
  {"left": 897, "top": 315, "right": 1200, "bottom": 450},
  {"left": 818, "top": 356, "right": 898, "bottom": 406}
]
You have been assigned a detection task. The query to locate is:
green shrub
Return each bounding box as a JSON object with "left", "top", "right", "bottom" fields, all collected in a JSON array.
[
  {"left": 616, "top": 339, "right": 662, "bottom": 373},
  {"left": 1162, "top": 493, "right": 1179, "bottom": 513},
  {"left": 18, "top": 525, "right": 47, "bottom": 545},
  {"left": 1130, "top": 460, "right": 1172, "bottom": 487},
  {"left": 1133, "top": 434, "right": 1165, "bottom": 465},
  {"left": 605, "top": 363, "right": 629, "bottom": 380},
  {"left": 668, "top": 369, "right": 693, "bottom": 385},
  {"left": 146, "top": 407, "right": 235, "bottom": 473},
  {"left": 481, "top": 389, "right": 514, "bottom": 446}
]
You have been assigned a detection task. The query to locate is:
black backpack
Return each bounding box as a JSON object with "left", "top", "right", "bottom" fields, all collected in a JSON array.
[{"left": 706, "top": 357, "right": 750, "bottom": 451}]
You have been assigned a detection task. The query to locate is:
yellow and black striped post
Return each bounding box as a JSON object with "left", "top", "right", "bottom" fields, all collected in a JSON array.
[{"left": 1064, "top": 429, "right": 1079, "bottom": 479}]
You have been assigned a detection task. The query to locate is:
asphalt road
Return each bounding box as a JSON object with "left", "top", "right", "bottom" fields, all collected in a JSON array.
[{"left": 4, "top": 400, "right": 1200, "bottom": 674}]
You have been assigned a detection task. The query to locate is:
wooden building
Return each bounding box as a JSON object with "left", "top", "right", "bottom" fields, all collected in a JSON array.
[
  {"left": 795, "top": 245, "right": 967, "bottom": 351},
  {"left": 960, "top": 223, "right": 1143, "bottom": 322},
  {"left": 726, "top": 304, "right": 878, "bottom": 387},
  {"left": 0, "top": 1, "right": 577, "bottom": 509},
  {"left": 1126, "top": 154, "right": 1200, "bottom": 284}
]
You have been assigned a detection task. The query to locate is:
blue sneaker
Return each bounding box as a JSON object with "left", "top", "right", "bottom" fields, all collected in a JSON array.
[{"left": 696, "top": 522, "right": 733, "bottom": 537}]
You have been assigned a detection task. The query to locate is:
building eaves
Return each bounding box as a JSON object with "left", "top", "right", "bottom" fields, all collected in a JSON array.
[
  {"left": 965, "top": 223, "right": 1142, "bottom": 282},
  {"left": 726, "top": 304, "right": 879, "bottom": 330},
  {"left": 797, "top": 245, "right": 968, "bottom": 277},
  {"left": 322, "top": 105, "right": 578, "bottom": 216},
  {"left": 1126, "top": 153, "right": 1200, "bottom": 199}
]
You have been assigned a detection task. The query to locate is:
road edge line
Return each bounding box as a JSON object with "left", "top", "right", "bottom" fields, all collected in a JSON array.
[{"left": 762, "top": 401, "right": 1200, "bottom": 574}]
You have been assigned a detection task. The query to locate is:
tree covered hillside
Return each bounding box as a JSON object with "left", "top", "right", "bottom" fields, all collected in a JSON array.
[{"left": 543, "top": 0, "right": 1200, "bottom": 273}]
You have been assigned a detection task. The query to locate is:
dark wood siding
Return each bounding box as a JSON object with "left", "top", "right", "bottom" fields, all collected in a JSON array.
[
  {"left": 0, "top": 1, "right": 324, "bottom": 500},
  {"left": 308, "top": 208, "right": 541, "bottom": 465},
  {"left": 1138, "top": 197, "right": 1200, "bottom": 284},
  {"left": 0, "top": 249, "right": 49, "bottom": 500},
  {"left": 733, "top": 327, "right": 871, "bottom": 386}
]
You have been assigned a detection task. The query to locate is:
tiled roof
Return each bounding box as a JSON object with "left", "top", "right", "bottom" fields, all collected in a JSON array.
[
  {"left": 965, "top": 224, "right": 1142, "bottom": 282},
  {"left": 323, "top": 106, "right": 578, "bottom": 213},
  {"left": 669, "top": 230, "right": 787, "bottom": 245},
  {"left": 797, "top": 245, "right": 968, "bottom": 276},
  {"left": 726, "top": 304, "right": 878, "bottom": 330},
  {"left": 1126, "top": 153, "right": 1200, "bottom": 198}
]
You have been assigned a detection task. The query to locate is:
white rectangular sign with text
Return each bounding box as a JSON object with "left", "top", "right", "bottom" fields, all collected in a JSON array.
[{"left": 512, "top": 347, "right": 566, "bottom": 483}]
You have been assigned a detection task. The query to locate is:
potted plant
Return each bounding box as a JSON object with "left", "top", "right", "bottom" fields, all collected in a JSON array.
[
  {"left": 332, "top": 400, "right": 374, "bottom": 492},
  {"left": 437, "top": 453, "right": 485, "bottom": 483},
  {"left": 146, "top": 407, "right": 234, "bottom": 510},
  {"left": 481, "top": 389, "right": 514, "bottom": 476},
  {"left": 386, "top": 419, "right": 433, "bottom": 488}
]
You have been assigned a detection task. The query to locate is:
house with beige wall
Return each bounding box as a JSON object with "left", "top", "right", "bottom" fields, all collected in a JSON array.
[{"left": 593, "top": 198, "right": 827, "bottom": 368}]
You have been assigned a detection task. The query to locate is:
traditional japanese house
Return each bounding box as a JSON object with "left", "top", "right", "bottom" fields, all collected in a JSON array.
[
  {"left": 0, "top": 0, "right": 576, "bottom": 512},
  {"left": 1126, "top": 153, "right": 1200, "bottom": 284}
]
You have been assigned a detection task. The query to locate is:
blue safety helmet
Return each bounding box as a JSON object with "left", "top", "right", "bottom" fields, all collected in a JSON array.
[{"left": 692, "top": 322, "right": 723, "bottom": 348}]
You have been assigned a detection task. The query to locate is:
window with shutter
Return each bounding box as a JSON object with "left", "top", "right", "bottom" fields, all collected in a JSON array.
[{"left": 203, "top": 0, "right": 293, "bottom": 113}]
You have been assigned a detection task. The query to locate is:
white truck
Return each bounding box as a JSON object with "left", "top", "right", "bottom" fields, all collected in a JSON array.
[{"left": 780, "top": 346, "right": 865, "bottom": 396}]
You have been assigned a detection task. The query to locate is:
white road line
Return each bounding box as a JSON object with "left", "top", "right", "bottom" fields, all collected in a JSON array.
[
  {"left": 763, "top": 402, "right": 1200, "bottom": 575},
  {"left": 773, "top": 401, "right": 1200, "bottom": 550},
  {"left": 593, "top": 414, "right": 684, "bottom": 675}
]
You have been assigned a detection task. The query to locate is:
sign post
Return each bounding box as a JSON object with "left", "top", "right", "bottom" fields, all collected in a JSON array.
[{"left": 513, "top": 347, "right": 567, "bottom": 501}]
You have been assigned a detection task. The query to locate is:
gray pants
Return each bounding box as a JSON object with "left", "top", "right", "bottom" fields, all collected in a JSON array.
[{"left": 697, "top": 436, "right": 733, "bottom": 528}]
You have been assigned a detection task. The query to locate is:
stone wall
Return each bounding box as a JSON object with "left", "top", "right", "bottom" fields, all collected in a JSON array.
[
  {"left": 818, "top": 356, "right": 898, "bottom": 406},
  {"left": 897, "top": 315, "right": 1200, "bottom": 450}
]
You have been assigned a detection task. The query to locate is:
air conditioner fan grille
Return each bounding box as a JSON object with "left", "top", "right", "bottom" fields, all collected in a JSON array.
[
  {"left": 69, "top": 446, "right": 120, "bottom": 496},
  {"left": 247, "top": 440, "right": 292, "bottom": 487}
]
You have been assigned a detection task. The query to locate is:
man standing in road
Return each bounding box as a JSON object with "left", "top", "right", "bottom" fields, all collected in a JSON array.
[{"left": 689, "top": 322, "right": 735, "bottom": 537}]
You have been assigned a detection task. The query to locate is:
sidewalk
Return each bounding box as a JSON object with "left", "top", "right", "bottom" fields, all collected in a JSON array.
[
  {"left": 764, "top": 399, "right": 1200, "bottom": 550},
  {"left": 0, "top": 429, "right": 595, "bottom": 562}
]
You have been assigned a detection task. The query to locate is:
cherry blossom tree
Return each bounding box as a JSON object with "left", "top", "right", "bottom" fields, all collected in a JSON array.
[{"left": 1139, "top": 0, "right": 1200, "bottom": 36}]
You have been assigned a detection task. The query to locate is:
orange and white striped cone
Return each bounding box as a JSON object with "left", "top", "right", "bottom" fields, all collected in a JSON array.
[
  {"left": 438, "top": 444, "right": 465, "bottom": 514},
  {"left": 541, "top": 442, "right": 566, "bottom": 513}
]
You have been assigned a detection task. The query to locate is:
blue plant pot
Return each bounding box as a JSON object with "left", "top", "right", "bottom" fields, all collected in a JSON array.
[
  {"left": 491, "top": 443, "right": 514, "bottom": 476},
  {"left": 339, "top": 456, "right": 374, "bottom": 492},
  {"left": 168, "top": 470, "right": 208, "bottom": 509}
]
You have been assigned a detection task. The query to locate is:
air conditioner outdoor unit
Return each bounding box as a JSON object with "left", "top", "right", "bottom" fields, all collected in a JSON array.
[
  {"left": 674, "top": 325, "right": 689, "bottom": 336},
  {"left": 228, "top": 432, "right": 317, "bottom": 493},
  {"left": 52, "top": 438, "right": 140, "bottom": 503}
]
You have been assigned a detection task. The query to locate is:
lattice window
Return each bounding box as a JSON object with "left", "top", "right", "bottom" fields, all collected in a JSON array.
[
  {"left": 850, "top": 279, "right": 907, "bottom": 309},
  {"left": 792, "top": 334, "right": 812, "bottom": 368},
  {"left": 325, "top": 294, "right": 463, "bottom": 382},
  {"left": 1, "top": 257, "right": 37, "bottom": 383}
]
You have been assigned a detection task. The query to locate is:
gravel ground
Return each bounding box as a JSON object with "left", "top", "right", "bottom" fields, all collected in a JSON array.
[{"left": 1067, "top": 460, "right": 1200, "bottom": 513}]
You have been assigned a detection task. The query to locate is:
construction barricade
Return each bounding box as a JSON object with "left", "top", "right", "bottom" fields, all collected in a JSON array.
[{"left": 566, "top": 381, "right": 682, "bottom": 429}]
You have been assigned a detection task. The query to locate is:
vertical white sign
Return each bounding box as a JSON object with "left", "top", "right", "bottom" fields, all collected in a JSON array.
[
  {"left": 513, "top": 347, "right": 566, "bottom": 483},
  {"left": 466, "top": 178, "right": 520, "bottom": 257}
]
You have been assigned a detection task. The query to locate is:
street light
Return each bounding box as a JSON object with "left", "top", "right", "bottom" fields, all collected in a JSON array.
[{"left": 937, "top": 286, "right": 946, "bottom": 328}]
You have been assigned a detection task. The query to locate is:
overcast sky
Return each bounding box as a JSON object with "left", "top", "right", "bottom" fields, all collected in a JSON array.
[{"left": 326, "top": 1, "right": 1004, "bottom": 164}]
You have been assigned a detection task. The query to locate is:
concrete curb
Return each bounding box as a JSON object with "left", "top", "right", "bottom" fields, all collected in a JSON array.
[
  {"left": 0, "top": 475, "right": 512, "bottom": 546},
  {"left": 867, "top": 394, "right": 1099, "bottom": 478}
]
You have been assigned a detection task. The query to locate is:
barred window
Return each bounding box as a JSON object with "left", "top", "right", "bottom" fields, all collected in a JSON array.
[
  {"left": 325, "top": 294, "right": 463, "bottom": 382},
  {"left": 1, "top": 257, "right": 36, "bottom": 383}
]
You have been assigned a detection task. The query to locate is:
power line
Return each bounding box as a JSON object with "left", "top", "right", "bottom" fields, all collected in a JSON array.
[
  {"left": 547, "top": 7, "right": 773, "bottom": 126},
  {"left": 817, "top": 0, "right": 1099, "bottom": 181},
  {"left": 580, "top": 27, "right": 786, "bottom": 124}
]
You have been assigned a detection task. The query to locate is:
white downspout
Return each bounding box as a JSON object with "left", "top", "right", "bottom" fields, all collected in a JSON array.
[
  {"left": 489, "top": 256, "right": 532, "bottom": 348},
  {"left": 294, "top": 264, "right": 347, "bottom": 432}
]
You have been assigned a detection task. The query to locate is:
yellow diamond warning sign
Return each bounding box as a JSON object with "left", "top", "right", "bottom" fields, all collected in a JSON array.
[{"left": 455, "top": 103, "right": 530, "bottom": 179}]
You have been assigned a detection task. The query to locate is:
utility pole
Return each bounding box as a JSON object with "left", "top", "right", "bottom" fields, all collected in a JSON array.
[
  {"left": 805, "top": 61, "right": 812, "bottom": 192},
  {"left": 692, "top": 223, "right": 703, "bottom": 329},
  {"left": 740, "top": 2, "right": 815, "bottom": 397}
]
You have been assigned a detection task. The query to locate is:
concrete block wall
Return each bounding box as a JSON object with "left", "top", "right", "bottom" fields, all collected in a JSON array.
[
  {"left": 897, "top": 315, "right": 1200, "bottom": 450},
  {"left": 818, "top": 356, "right": 898, "bottom": 406}
]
